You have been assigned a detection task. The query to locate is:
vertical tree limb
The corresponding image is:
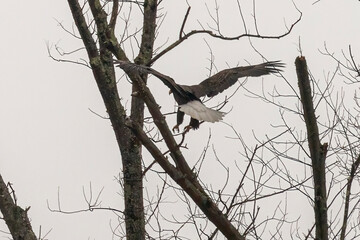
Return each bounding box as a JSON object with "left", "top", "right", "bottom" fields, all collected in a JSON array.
[
  {"left": 126, "top": 1, "right": 157, "bottom": 238},
  {"left": 296, "top": 56, "right": 328, "bottom": 240},
  {"left": 68, "top": 1, "right": 147, "bottom": 239},
  {"left": 340, "top": 154, "right": 360, "bottom": 240},
  {"left": 135, "top": 0, "right": 157, "bottom": 65},
  {"left": 0, "top": 174, "right": 37, "bottom": 240}
]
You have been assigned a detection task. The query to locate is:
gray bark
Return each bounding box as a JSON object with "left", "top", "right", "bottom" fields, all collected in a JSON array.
[
  {"left": 0, "top": 174, "right": 37, "bottom": 240},
  {"left": 296, "top": 56, "right": 328, "bottom": 240}
]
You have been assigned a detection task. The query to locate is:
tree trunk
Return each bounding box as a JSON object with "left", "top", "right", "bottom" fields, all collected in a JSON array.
[
  {"left": 67, "top": 0, "right": 159, "bottom": 239},
  {"left": 296, "top": 56, "right": 328, "bottom": 240}
]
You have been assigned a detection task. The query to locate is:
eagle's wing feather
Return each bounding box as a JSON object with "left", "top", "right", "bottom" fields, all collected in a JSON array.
[
  {"left": 114, "top": 60, "right": 186, "bottom": 97},
  {"left": 189, "top": 61, "right": 284, "bottom": 98}
]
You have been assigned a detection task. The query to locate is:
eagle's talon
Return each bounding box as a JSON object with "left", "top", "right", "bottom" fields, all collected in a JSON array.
[
  {"left": 172, "top": 124, "right": 179, "bottom": 133},
  {"left": 183, "top": 125, "right": 192, "bottom": 133}
]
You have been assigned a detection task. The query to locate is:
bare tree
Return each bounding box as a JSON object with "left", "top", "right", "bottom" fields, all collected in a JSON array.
[
  {"left": 239, "top": 50, "right": 360, "bottom": 240},
  {"left": 56, "top": 1, "right": 302, "bottom": 239},
  {"left": 4, "top": 1, "right": 360, "bottom": 240}
]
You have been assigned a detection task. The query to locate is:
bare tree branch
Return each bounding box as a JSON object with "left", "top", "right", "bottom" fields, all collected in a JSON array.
[
  {"left": 340, "top": 154, "right": 360, "bottom": 240},
  {"left": 149, "top": 8, "right": 302, "bottom": 65},
  {"left": 125, "top": 118, "right": 246, "bottom": 240},
  {"left": 0, "top": 174, "right": 37, "bottom": 240},
  {"left": 296, "top": 56, "right": 328, "bottom": 240}
]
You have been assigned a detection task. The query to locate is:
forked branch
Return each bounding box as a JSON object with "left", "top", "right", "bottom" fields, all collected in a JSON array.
[
  {"left": 125, "top": 118, "right": 245, "bottom": 240},
  {"left": 149, "top": 7, "right": 302, "bottom": 65}
]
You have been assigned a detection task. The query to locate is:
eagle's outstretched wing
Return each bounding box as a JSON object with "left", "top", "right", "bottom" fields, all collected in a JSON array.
[
  {"left": 115, "top": 60, "right": 283, "bottom": 130},
  {"left": 114, "top": 60, "right": 187, "bottom": 97},
  {"left": 187, "top": 61, "right": 284, "bottom": 98}
]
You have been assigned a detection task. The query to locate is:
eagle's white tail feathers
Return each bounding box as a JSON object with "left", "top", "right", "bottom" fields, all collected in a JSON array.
[{"left": 179, "top": 101, "right": 225, "bottom": 123}]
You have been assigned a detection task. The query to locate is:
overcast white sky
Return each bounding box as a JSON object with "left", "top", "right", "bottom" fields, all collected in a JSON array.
[{"left": 1, "top": 0, "right": 360, "bottom": 239}]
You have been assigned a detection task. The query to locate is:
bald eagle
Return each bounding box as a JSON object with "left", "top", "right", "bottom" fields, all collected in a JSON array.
[{"left": 115, "top": 60, "right": 283, "bottom": 132}]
